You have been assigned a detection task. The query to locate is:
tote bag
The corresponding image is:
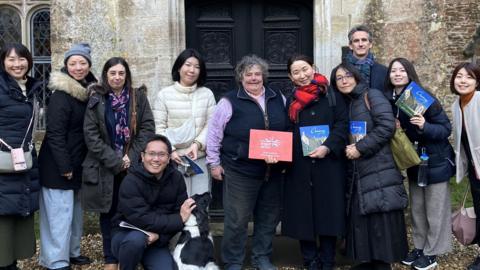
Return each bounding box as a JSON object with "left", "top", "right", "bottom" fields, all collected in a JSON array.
[
  {"left": 390, "top": 128, "right": 421, "bottom": 170},
  {"left": 452, "top": 184, "right": 477, "bottom": 245}
]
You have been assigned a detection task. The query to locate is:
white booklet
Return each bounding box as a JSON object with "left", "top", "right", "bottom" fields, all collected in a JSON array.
[{"left": 119, "top": 221, "right": 149, "bottom": 235}]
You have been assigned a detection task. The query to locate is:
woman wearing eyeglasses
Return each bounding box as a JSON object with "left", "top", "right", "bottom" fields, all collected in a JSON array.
[
  {"left": 282, "top": 54, "right": 349, "bottom": 270},
  {"left": 331, "top": 62, "right": 408, "bottom": 270},
  {"left": 82, "top": 57, "right": 154, "bottom": 270}
]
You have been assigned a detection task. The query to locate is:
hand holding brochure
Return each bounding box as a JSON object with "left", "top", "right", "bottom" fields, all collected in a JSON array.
[
  {"left": 248, "top": 129, "right": 293, "bottom": 162},
  {"left": 179, "top": 156, "right": 204, "bottom": 177},
  {"left": 349, "top": 121, "right": 367, "bottom": 143},
  {"left": 119, "top": 221, "right": 149, "bottom": 235},
  {"left": 395, "top": 81, "right": 434, "bottom": 117},
  {"left": 299, "top": 125, "right": 329, "bottom": 156}
]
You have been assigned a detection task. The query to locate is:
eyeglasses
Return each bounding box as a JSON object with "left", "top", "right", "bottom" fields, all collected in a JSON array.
[
  {"left": 144, "top": 151, "right": 169, "bottom": 159},
  {"left": 336, "top": 73, "right": 354, "bottom": 82}
]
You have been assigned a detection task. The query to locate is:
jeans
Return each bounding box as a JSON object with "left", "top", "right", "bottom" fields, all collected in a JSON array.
[
  {"left": 100, "top": 174, "right": 122, "bottom": 264},
  {"left": 300, "top": 236, "right": 337, "bottom": 267},
  {"left": 111, "top": 229, "right": 175, "bottom": 270},
  {"left": 39, "top": 188, "right": 82, "bottom": 269},
  {"left": 221, "top": 168, "right": 281, "bottom": 269}
]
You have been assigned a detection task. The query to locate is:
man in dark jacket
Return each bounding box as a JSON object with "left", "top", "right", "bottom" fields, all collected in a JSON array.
[
  {"left": 341, "top": 24, "right": 388, "bottom": 92},
  {"left": 111, "top": 135, "right": 195, "bottom": 270}
]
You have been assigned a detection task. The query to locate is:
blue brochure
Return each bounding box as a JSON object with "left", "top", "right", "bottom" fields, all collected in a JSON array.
[
  {"left": 299, "top": 125, "right": 329, "bottom": 156},
  {"left": 350, "top": 121, "right": 367, "bottom": 143},
  {"left": 179, "top": 156, "right": 204, "bottom": 177},
  {"left": 395, "top": 81, "right": 434, "bottom": 117}
]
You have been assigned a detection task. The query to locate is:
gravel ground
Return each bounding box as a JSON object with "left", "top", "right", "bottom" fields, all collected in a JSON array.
[{"left": 17, "top": 231, "right": 480, "bottom": 270}]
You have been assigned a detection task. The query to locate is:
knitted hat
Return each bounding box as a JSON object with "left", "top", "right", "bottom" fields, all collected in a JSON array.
[{"left": 64, "top": 43, "right": 92, "bottom": 66}]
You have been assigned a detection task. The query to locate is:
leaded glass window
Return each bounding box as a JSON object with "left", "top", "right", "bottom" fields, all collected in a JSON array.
[
  {"left": 31, "top": 8, "right": 51, "bottom": 131},
  {"left": 31, "top": 9, "right": 51, "bottom": 57},
  {"left": 0, "top": 6, "right": 22, "bottom": 48}
]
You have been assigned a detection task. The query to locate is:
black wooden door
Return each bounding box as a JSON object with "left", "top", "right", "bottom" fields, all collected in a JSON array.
[{"left": 185, "top": 0, "right": 313, "bottom": 217}]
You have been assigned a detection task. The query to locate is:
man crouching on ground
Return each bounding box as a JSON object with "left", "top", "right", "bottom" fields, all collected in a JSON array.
[{"left": 110, "top": 134, "right": 196, "bottom": 270}]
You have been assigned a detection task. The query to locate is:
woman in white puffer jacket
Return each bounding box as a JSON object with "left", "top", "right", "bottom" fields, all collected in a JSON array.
[{"left": 153, "top": 48, "right": 216, "bottom": 196}]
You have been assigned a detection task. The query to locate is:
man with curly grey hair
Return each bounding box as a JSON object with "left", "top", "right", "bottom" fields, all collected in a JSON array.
[{"left": 206, "top": 54, "right": 288, "bottom": 270}]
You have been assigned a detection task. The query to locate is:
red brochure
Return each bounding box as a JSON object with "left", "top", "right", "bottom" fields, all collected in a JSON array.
[{"left": 248, "top": 129, "right": 293, "bottom": 162}]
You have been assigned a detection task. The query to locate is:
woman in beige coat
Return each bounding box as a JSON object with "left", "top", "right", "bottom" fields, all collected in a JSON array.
[
  {"left": 153, "top": 49, "right": 216, "bottom": 196},
  {"left": 450, "top": 62, "right": 480, "bottom": 270}
]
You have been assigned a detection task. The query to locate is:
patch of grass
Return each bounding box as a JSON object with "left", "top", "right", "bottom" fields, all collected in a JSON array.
[{"left": 450, "top": 176, "right": 473, "bottom": 209}]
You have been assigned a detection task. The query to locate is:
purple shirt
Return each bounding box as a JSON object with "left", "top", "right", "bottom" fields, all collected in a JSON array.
[{"left": 206, "top": 88, "right": 286, "bottom": 167}]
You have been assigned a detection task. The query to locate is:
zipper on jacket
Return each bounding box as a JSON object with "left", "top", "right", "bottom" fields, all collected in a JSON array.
[
  {"left": 244, "top": 89, "right": 273, "bottom": 182},
  {"left": 262, "top": 94, "right": 271, "bottom": 182}
]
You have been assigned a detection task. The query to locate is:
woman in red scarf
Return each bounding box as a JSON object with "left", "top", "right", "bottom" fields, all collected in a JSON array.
[{"left": 282, "top": 55, "right": 349, "bottom": 270}]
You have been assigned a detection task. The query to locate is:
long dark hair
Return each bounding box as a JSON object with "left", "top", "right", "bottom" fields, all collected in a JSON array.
[
  {"left": 385, "top": 57, "right": 421, "bottom": 93},
  {"left": 101, "top": 57, "right": 132, "bottom": 92},
  {"left": 450, "top": 62, "right": 480, "bottom": 95},
  {"left": 171, "top": 48, "right": 207, "bottom": 87},
  {"left": 386, "top": 57, "right": 440, "bottom": 111},
  {"left": 0, "top": 43, "right": 33, "bottom": 75}
]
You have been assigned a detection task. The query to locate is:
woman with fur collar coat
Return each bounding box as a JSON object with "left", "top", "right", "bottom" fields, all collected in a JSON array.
[{"left": 38, "top": 43, "right": 97, "bottom": 270}]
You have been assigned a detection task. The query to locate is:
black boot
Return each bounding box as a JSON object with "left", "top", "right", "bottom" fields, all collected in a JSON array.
[
  {"left": 0, "top": 261, "right": 18, "bottom": 270},
  {"left": 304, "top": 259, "right": 320, "bottom": 270},
  {"left": 350, "top": 262, "right": 373, "bottom": 270},
  {"left": 371, "top": 260, "right": 391, "bottom": 270}
]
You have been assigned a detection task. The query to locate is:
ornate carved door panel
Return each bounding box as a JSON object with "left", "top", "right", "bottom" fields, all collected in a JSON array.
[{"left": 185, "top": 0, "right": 313, "bottom": 217}]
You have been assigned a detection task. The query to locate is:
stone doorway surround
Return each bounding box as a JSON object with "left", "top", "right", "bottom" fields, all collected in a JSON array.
[{"left": 50, "top": 0, "right": 368, "bottom": 99}]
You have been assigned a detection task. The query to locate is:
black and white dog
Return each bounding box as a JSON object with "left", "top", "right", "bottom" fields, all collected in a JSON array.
[{"left": 173, "top": 192, "right": 219, "bottom": 270}]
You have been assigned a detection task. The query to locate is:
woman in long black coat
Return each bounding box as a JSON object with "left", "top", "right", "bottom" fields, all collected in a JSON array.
[
  {"left": 331, "top": 63, "right": 408, "bottom": 270},
  {"left": 0, "top": 43, "right": 41, "bottom": 269},
  {"left": 283, "top": 54, "right": 348, "bottom": 270},
  {"left": 38, "top": 43, "right": 97, "bottom": 270}
]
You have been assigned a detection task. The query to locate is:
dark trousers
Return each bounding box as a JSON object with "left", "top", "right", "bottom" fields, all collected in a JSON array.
[
  {"left": 300, "top": 235, "right": 337, "bottom": 267},
  {"left": 221, "top": 169, "right": 281, "bottom": 269},
  {"left": 111, "top": 229, "right": 175, "bottom": 270},
  {"left": 100, "top": 174, "right": 122, "bottom": 264},
  {"left": 0, "top": 261, "right": 17, "bottom": 270},
  {"left": 350, "top": 260, "right": 391, "bottom": 270}
]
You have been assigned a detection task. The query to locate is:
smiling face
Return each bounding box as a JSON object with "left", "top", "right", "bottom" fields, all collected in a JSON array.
[
  {"left": 241, "top": 65, "right": 264, "bottom": 95},
  {"left": 3, "top": 49, "right": 29, "bottom": 80},
  {"left": 349, "top": 31, "right": 372, "bottom": 59},
  {"left": 288, "top": 60, "right": 315, "bottom": 87},
  {"left": 179, "top": 56, "right": 200, "bottom": 87},
  {"left": 335, "top": 67, "right": 357, "bottom": 94},
  {"left": 66, "top": 55, "right": 90, "bottom": 81},
  {"left": 389, "top": 61, "right": 409, "bottom": 88},
  {"left": 141, "top": 140, "right": 170, "bottom": 177},
  {"left": 107, "top": 64, "right": 126, "bottom": 93},
  {"left": 454, "top": 68, "right": 478, "bottom": 96}
]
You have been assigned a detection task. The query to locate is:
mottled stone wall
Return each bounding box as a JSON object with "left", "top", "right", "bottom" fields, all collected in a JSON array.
[
  {"left": 50, "top": 0, "right": 185, "bottom": 100},
  {"left": 315, "top": 0, "right": 370, "bottom": 75},
  {"left": 50, "top": 0, "right": 479, "bottom": 107},
  {"left": 353, "top": 0, "right": 480, "bottom": 113},
  {"left": 445, "top": 1, "right": 480, "bottom": 67}
]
